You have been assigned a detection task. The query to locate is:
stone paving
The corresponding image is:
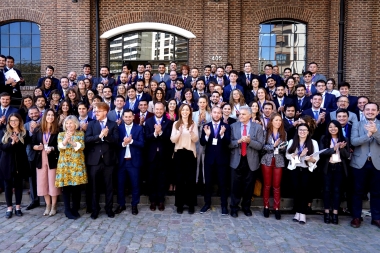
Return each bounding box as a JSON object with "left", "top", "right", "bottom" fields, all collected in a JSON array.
[{"left": 0, "top": 204, "right": 379, "bottom": 253}]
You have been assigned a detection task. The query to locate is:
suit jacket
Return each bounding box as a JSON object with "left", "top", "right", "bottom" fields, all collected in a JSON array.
[
  {"left": 311, "top": 73, "right": 327, "bottom": 84},
  {"left": 165, "top": 79, "right": 178, "bottom": 91},
  {"left": 152, "top": 73, "right": 170, "bottom": 83},
  {"left": 118, "top": 123, "right": 144, "bottom": 168},
  {"left": 32, "top": 130, "right": 59, "bottom": 169},
  {"left": 321, "top": 93, "right": 337, "bottom": 111},
  {"left": 294, "top": 96, "right": 312, "bottom": 112},
  {"left": 223, "top": 84, "right": 244, "bottom": 103},
  {"left": 304, "top": 84, "right": 317, "bottom": 95},
  {"left": 329, "top": 110, "right": 358, "bottom": 125},
  {"left": 347, "top": 95, "right": 358, "bottom": 112},
  {"left": 107, "top": 109, "right": 124, "bottom": 122},
  {"left": 273, "top": 96, "right": 294, "bottom": 111},
  {"left": 229, "top": 122, "right": 264, "bottom": 171},
  {"left": 37, "top": 76, "right": 61, "bottom": 90},
  {"left": 0, "top": 69, "right": 6, "bottom": 93},
  {"left": 136, "top": 92, "right": 152, "bottom": 102},
  {"left": 200, "top": 121, "right": 231, "bottom": 165},
  {"left": 167, "top": 89, "right": 184, "bottom": 103},
  {"left": 258, "top": 74, "right": 282, "bottom": 88},
  {"left": 85, "top": 119, "right": 119, "bottom": 166},
  {"left": 77, "top": 74, "right": 92, "bottom": 82},
  {"left": 199, "top": 75, "right": 216, "bottom": 91},
  {"left": 144, "top": 116, "right": 174, "bottom": 163},
  {"left": 319, "top": 136, "right": 350, "bottom": 176},
  {"left": 3, "top": 68, "right": 24, "bottom": 98},
  {"left": 238, "top": 73, "right": 259, "bottom": 89},
  {"left": 283, "top": 118, "right": 297, "bottom": 141},
  {"left": 24, "top": 121, "right": 37, "bottom": 161},
  {"left": 302, "top": 108, "right": 330, "bottom": 122},
  {"left": 0, "top": 106, "right": 19, "bottom": 130},
  {"left": 133, "top": 111, "right": 154, "bottom": 125},
  {"left": 123, "top": 99, "right": 139, "bottom": 114},
  {"left": 193, "top": 90, "right": 210, "bottom": 103},
  {"left": 91, "top": 77, "right": 116, "bottom": 91},
  {"left": 350, "top": 120, "right": 380, "bottom": 170}
]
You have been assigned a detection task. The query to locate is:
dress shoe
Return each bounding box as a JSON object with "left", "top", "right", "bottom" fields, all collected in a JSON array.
[
  {"left": 71, "top": 209, "right": 80, "bottom": 218},
  {"left": 150, "top": 202, "right": 156, "bottom": 211},
  {"left": 331, "top": 213, "right": 339, "bottom": 225},
  {"left": 114, "top": 205, "right": 126, "bottom": 214},
  {"left": 86, "top": 208, "right": 92, "bottom": 214},
  {"left": 243, "top": 208, "right": 252, "bottom": 217},
  {"left": 0, "top": 187, "right": 3, "bottom": 194},
  {"left": 65, "top": 210, "right": 77, "bottom": 220},
  {"left": 158, "top": 202, "right": 165, "bottom": 211},
  {"left": 177, "top": 206, "right": 183, "bottom": 214},
  {"left": 43, "top": 205, "right": 51, "bottom": 216},
  {"left": 200, "top": 205, "right": 210, "bottom": 214},
  {"left": 293, "top": 212, "right": 300, "bottom": 222},
  {"left": 106, "top": 210, "right": 115, "bottom": 218},
  {"left": 350, "top": 218, "right": 361, "bottom": 228},
  {"left": 132, "top": 205, "right": 138, "bottom": 215},
  {"left": 263, "top": 208, "right": 270, "bottom": 218},
  {"left": 91, "top": 210, "right": 99, "bottom": 219},
  {"left": 274, "top": 210, "right": 281, "bottom": 220},
  {"left": 221, "top": 206, "right": 228, "bottom": 215},
  {"left": 324, "top": 212, "right": 330, "bottom": 224},
  {"left": 15, "top": 209, "right": 23, "bottom": 217},
  {"left": 230, "top": 210, "right": 238, "bottom": 218},
  {"left": 26, "top": 202, "right": 40, "bottom": 210},
  {"left": 299, "top": 213, "right": 306, "bottom": 224},
  {"left": 371, "top": 220, "right": 380, "bottom": 229},
  {"left": 5, "top": 210, "right": 12, "bottom": 219},
  {"left": 188, "top": 206, "right": 195, "bottom": 214},
  {"left": 49, "top": 205, "right": 57, "bottom": 216}
]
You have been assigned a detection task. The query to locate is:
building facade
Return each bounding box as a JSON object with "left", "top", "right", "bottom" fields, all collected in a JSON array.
[{"left": 0, "top": 0, "right": 379, "bottom": 100}]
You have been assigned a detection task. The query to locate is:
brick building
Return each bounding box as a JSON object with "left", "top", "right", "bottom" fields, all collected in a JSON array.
[{"left": 0, "top": 0, "right": 379, "bottom": 101}]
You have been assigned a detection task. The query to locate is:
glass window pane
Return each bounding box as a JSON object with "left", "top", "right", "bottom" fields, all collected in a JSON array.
[
  {"left": 1, "top": 34, "right": 9, "bottom": 47},
  {"left": 10, "top": 48, "right": 20, "bottom": 61},
  {"left": 32, "top": 23, "right": 40, "bottom": 34},
  {"left": 21, "top": 35, "right": 32, "bottom": 47},
  {"left": 10, "top": 35, "right": 20, "bottom": 47},
  {"left": 32, "top": 48, "right": 41, "bottom": 61},
  {"left": 21, "top": 22, "right": 31, "bottom": 34},
  {"left": 1, "top": 47, "right": 9, "bottom": 56},
  {"left": 32, "top": 35, "right": 40, "bottom": 47},
  {"left": 1, "top": 24, "right": 9, "bottom": 34},
  {"left": 10, "top": 22, "right": 20, "bottom": 34},
  {"left": 21, "top": 48, "right": 31, "bottom": 61}
]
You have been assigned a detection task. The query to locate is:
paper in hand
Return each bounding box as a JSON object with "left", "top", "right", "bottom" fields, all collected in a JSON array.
[{"left": 4, "top": 69, "right": 20, "bottom": 82}]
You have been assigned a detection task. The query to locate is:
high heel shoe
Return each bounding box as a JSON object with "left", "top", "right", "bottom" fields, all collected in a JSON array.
[
  {"left": 331, "top": 213, "right": 339, "bottom": 225},
  {"left": 274, "top": 210, "right": 281, "bottom": 220},
  {"left": 43, "top": 205, "right": 51, "bottom": 216},
  {"left": 324, "top": 212, "right": 330, "bottom": 224},
  {"left": 263, "top": 208, "right": 270, "bottom": 218},
  {"left": 49, "top": 205, "right": 57, "bottom": 216}
]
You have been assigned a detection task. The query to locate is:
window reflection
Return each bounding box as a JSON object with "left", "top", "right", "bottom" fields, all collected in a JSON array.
[
  {"left": 259, "top": 20, "right": 306, "bottom": 75},
  {"left": 0, "top": 21, "right": 41, "bottom": 85}
]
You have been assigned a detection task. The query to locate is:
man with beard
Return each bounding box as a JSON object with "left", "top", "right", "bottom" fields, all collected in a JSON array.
[{"left": 92, "top": 66, "right": 115, "bottom": 91}]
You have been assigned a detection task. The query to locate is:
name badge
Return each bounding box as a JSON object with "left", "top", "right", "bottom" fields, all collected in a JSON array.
[
  {"left": 274, "top": 148, "right": 279, "bottom": 155},
  {"left": 332, "top": 154, "right": 341, "bottom": 162},
  {"left": 212, "top": 138, "right": 218, "bottom": 145}
]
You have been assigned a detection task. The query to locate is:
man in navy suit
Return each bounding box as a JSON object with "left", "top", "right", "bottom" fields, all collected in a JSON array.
[
  {"left": 223, "top": 70, "right": 244, "bottom": 103},
  {"left": 273, "top": 84, "right": 293, "bottom": 115},
  {"left": 193, "top": 79, "right": 209, "bottom": 103},
  {"left": 239, "top": 62, "right": 258, "bottom": 91},
  {"left": 37, "top": 65, "right": 60, "bottom": 90},
  {"left": 199, "top": 65, "right": 216, "bottom": 92},
  {"left": 107, "top": 95, "right": 125, "bottom": 125},
  {"left": 77, "top": 64, "right": 93, "bottom": 82},
  {"left": 265, "top": 77, "right": 277, "bottom": 100},
  {"left": 301, "top": 93, "right": 329, "bottom": 140},
  {"left": 294, "top": 84, "right": 312, "bottom": 116},
  {"left": 165, "top": 70, "right": 178, "bottom": 91},
  {"left": 258, "top": 64, "right": 282, "bottom": 88},
  {"left": 3, "top": 56, "right": 24, "bottom": 98},
  {"left": 114, "top": 109, "right": 144, "bottom": 215},
  {"left": 185, "top": 67, "right": 199, "bottom": 89},
  {"left": 302, "top": 71, "right": 317, "bottom": 96},
  {"left": 200, "top": 106, "right": 231, "bottom": 215},
  {"left": 85, "top": 102, "right": 119, "bottom": 219},
  {"left": 91, "top": 66, "right": 116, "bottom": 91},
  {"left": 135, "top": 79, "right": 152, "bottom": 102},
  {"left": 355, "top": 96, "right": 370, "bottom": 122},
  {"left": 0, "top": 92, "right": 18, "bottom": 130},
  {"left": 339, "top": 82, "right": 358, "bottom": 112},
  {"left": 116, "top": 63, "right": 132, "bottom": 85},
  {"left": 124, "top": 86, "right": 140, "bottom": 114},
  {"left": 102, "top": 86, "right": 115, "bottom": 111},
  {"left": 144, "top": 102, "right": 174, "bottom": 211},
  {"left": 282, "top": 105, "right": 300, "bottom": 141},
  {"left": 308, "top": 62, "right": 327, "bottom": 85},
  {"left": 152, "top": 63, "right": 170, "bottom": 83},
  {"left": 167, "top": 78, "right": 185, "bottom": 104},
  {"left": 315, "top": 80, "right": 337, "bottom": 111},
  {"left": 215, "top": 66, "right": 229, "bottom": 88}
]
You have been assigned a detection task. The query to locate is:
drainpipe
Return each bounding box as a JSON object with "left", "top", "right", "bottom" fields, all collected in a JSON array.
[
  {"left": 95, "top": 0, "right": 100, "bottom": 74},
  {"left": 337, "top": 0, "right": 345, "bottom": 84}
]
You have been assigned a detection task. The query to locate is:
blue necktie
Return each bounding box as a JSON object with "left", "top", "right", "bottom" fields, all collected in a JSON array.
[{"left": 313, "top": 111, "right": 319, "bottom": 120}]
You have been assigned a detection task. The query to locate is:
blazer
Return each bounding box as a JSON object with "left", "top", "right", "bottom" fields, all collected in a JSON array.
[
  {"left": 199, "top": 75, "right": 216, "bottom": 90},
  {"left": 24, "top": 121, "right": 37, "bottom": 161},
  {"left": 260, "top": 132, "right": 287, "bottom": 168},
  {"left": 200, "top": 121, "right": 231, "bottom": 165},
  {"left": 283, "top": 118, "right": 297, "bottom": 141},
  {"left": 273, "top": 96, "right": 294, "bottom": 111},
  {"left": 165, "top": 79, "right": 177, "bottom": 91},
  {"left": 258, "top": 74, "right": 282, "bottom": 88},
  {"left": 32, "top": 130, "right": 59, "bottom": 170},
  {"left": 350, "top": 120, "right": 380, "bottom": 170},
  {"left": 193, "top": 90, "right": 210, "bottom": 103},
  {"left": 107, "top": 109, "right": 124, "bottom": 122},
  {"left": 123, "top": 99, "right": 139, "bottom": 114},
  {"left": 329, "top": 110, "right": 358, "bottom": 125},
  {"left": 133, "top": 111, "right": 154, "bottom": 125},
  {"left": 37, "top": 76, "right": 61, "bottom": 90},
  {"left": 152, "top": 73, "right": 170, "bottom": 83},
  {"left": 321, "top": 93, "right": 337, "bottom": 111},
  {"left": 294, "top": 96, "right": 312, "bottom": 112},
  {"left": 223, "top": 84, "right": 244, "bottom": 103},
  {"left": 0, "top": 106, "right": 19, "bottom": 130},
  {"left": 319, "top": 136, "right": 350, "bottom": 176},
  {"left": 118, "top": 123, "right": 144, "bottom": 168},
  {"left": 3, "top": 68, "right": 24, "bottom": 98},
  {"left": 144, "top": 116, "right": 174, "bottom": 163},
  {"left": 238, "top": 73, "right": 259, "bottom": 89},
  {"left": 347, "top": 95, "right": 358, "bottom": 112},
  {"left": 229, "top": 122, "right": 265, "bottom": 171},
  {"left": 91, "top": 77, "right": 116, "bottom": 91},
  {"left": 85, "top": 119, "right": 119, "bottom": 166},
  {"left": 167, "top": 89, "right": 185, "bottom": 102}
]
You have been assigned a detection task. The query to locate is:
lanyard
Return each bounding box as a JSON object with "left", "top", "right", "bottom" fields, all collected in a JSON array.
[
  {"left": 155, "top": 117, "right": 162, "bottom": 125},
  {"left": 258, "top": 100, "right": 266, "bottom": 111},
  {"left": 272, "top": 132, "right": 279, "bottom": 142},
  {"left": 44, "top": 132, "right": 50, "bottom": 143},
  {"left": 298, "top": 143, "right": 305, "bottom": 155}
]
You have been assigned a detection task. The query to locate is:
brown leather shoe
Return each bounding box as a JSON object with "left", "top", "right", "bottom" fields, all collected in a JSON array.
[
  {"left": 150, "top": 202, "right": 156, "bottom": 211},
  {"left": 371, "top": 220, "right": 380, "bottom": 228},
  {"left": 350, "top": 218, "right": 361, "bottom": 228},
  {"left": 158, "top": 202, "right": 165, "bottom": 211}
]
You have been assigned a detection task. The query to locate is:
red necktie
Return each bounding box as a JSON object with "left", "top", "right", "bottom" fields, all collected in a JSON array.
[{"left": 241, "top": 124, "right": 247, "bottom": 156}]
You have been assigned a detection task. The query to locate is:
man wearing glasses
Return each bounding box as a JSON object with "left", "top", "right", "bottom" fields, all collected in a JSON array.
[{"left": 329, "top": 95, "right": 358, "bottom": 125}]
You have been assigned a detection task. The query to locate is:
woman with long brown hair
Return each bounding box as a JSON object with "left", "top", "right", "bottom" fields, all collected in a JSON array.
[
  {"left": 260, "top": 113, "right": 287, "bottom": 220},
  {"left": 148, "top": 87, "right": 166, "bottom": 113},
  {"left": 170, "top": 104, "right": 199, "bottom": 214},
  {"left": 18, "top": 95, "right": 34, "bottom": 122},
  {"left": 229, "top": 89, "right": 247, "bottom": 119},
  {"left": 32, "top": 108, "right": 61, "bottom": 216}
]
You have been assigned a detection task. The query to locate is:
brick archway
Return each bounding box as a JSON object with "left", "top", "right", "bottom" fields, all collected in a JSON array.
[
  {"left": 0, "top": 8, "right": 45, "bottom": 25},
  {"left": 252, "top": 6, "right": 313, "bottom": 24}
]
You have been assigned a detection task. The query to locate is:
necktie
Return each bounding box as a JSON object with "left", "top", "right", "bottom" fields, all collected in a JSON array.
[
  {"left": 306, "top": 86, "right": 310, "bottom": 94},
  {"left": 129, "top": 101, "right": 135, "bottom": 110},
  {"left": 199, "top": 92, "right": 203, "bottom": 97},
  {"left": 246, "top": 74, "right": 249, "bottom": 80},
  {"left": 137, "top": 94, "right": 141, "bottom": 101},
  {"left": 214, "top": 123, "right": 218, "bottom": 137},
  {"left": 171, "top": 81, "right": 175, "bottom": 89},
  {"left": 117, "top": 111, "right": 120, "bottom": 119},
  {"left": 298, "top": 99, "right": 302, "bottom": 108},
  {"left": 288, "top": 119, "right": 293, "bottom": 125},
  {"left": 183, "top": 76, "right": 187, "bottom": 83},
  {"left": 242, "top": 124, "right": 247, "bottom": 156},
  {"left": 160, "top": 75, "right": 164, "bottom": 81},
  {"left": 313, "top": 111, "right": 319, "bottom": 120},
  {"left": 206, "top": 76, "right": 209, "bottom": 84},
  {"left": 100, "top": 120, "right": 105, "bottom": 129},
  {"left": 279, "top": 99, "right": 283, "bottom": 106},
  {"left": 2, "top": 108, "right": 5, "bottom": 116},
  {"left": 342, "top": 127, "right": 346, "bottom": 137}
]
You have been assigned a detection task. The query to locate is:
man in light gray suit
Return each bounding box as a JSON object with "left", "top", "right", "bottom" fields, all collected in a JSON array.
[
  {"left": 350, "top": 102, "right": 380, "bottom": 229},
  {"left": 229, "top": 106, "right": 264, "bottom": 218},
  {"left": 152, "top": 63, "right": 170, "bottom": 83},
  {"left": 329, "top": 95, "right": 358, "bottom": 125}
]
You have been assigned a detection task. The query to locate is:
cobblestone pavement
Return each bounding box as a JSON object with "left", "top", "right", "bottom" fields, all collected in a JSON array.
[{"left": 0, "top": 204, "right": 379, "bottom": 253}]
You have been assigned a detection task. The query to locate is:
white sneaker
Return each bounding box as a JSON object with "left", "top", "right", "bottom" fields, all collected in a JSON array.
[
  {"left": 299, "top": 213, "right": 306, "bottom": 224},
  {"left": 293, "top": 212, "right": 300, "bottom": 222}
]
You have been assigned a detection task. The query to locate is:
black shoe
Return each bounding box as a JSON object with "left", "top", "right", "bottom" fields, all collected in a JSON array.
[
  {"left": 263, "top": 208, "right": 270, "bottom": 218},
  {"left": 86, "top": 208, "right": 93, "bottom": 214},
  {"left": 65, "top": 210, "right": 77, "bottom": 220},
  {"left": 131, "top": 205, "right": 138, "bottom": 215},
  {"left": 188, "top": 206, "right": 195, "bottom": 214},
  {"left": 230, "top": 210, "right": 238, "bottom": 218},
  {"left": 200, "top": 205, "right": 210, "bottom": 214},
  {"left": 331, "top": 213, "right": 338, "bottom": 225},
  {"left": 114, "top": 205, "right": 126, "bottom": 214},
  {"left": 150, "top": 202, "right": 156, "bottom": 211},
  {"left": 71, "top": 208, "right": 80, "bottom": 218},
  {"left": 177, "top": 207, "right": 183, "bottom": 214},
  {"left": 221, "top": 206, "right": 229, "bottom": 215},
  {"left": 90, "top": 210, "right": 99, "bottom": 220},
  {"left": 26, "top": 202, "right": 40, "bottom": 210},
  {"left": 5, "top": 210, "right": 12, "bottom": 219},
  {"left": 243, "top": 208, "right": 252, "bottom": 217},
  {"left": 106, "top": 210, "right": 115, "bottom": 218},
  {"left": 324, "top": 213, "right": 330, "bottom": 224},
  {"left": 15, "top": 209, "right": 23, "bottom": 217},
  {"left": 158, "top": 202, "right": 165, "bottom": 211},
  {"left": 274, "top": 210, "right": 281, "bottom": 220}
]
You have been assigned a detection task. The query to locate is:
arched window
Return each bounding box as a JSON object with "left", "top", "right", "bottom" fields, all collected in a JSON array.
[
  {"left": 259, "top": 20, "right": 306, "bottom": 74},
  {"left": 109, "top": 31, "right": 188, "bottom": 74},
  {"left": 0, "top": 21, "right": 41, "bottom": 85}
]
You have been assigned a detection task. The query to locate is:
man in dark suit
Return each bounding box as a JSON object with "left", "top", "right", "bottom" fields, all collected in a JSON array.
[
  {"left": 273, "top": 84, "right": 293, "bottom": 115},
  {"left": 133, "top": 99, "right": 154, "bottom": 126},
  {"left": 67, "top": 71, "right": 77, "bottom": 87},
  {"left": 329, "top": 95, "right": 358, "bottom": 125},
  {"left": 167, "top": 78, "right": 185, "bottom": 104},
  {"left": 338, "top": 81, "right": 358, "bottom": 112},
  {"left": 258, "top": 64, "right": 282, "bottom": 88},
  {"left": 185, "top": 67, "right": 199, "bottom": 89},
  {"left": 107, "top": 95, "right": 125, "bottom": 125},
  {"left": 355, "top": 96, "right": 370, "bottom": 122},
  {"left": 0, "top": 92, "right": 19, "bottom": 130},
  {"left": 152, "top": 63, "right": 170, "bottom": 83},
  {"left": 294, "top": 84, "right": 312, "bottom": 116},
  {"left": 116, "top": 63, "right": 132, "bottom": 85},
  {"left": 302, "top": 71, "right": 317, "bottom": 96},
  {"left": 192, "top": 79, "right": 209, "bottom": 103},
  {"left": 229, "top": 106, "right": 264, "bottom": 217},
  {"left": 165, "top": 70, "right": 178, "bottom": 91},
  {"left": 3, "top": 56, "right": 25, "bottom": 98},
  {"left": 115, "top": 109, "right": 144, "bottom": 215},
  {"left": 144, "top": 102, "right": 173, "bottom": 211},
  {"left": 315, "top": 80, "right": 337, "bottom": 111},
  {"left": 91, "top": 66, "right": 116, "bottom": 91},
  {"left": 265, "top": 77, "right": 277, "bottom": 100},
  {"left": 102, "top": 86, "right": 115, "bottom": 111},
  {"left": 200, "top": 106, "right": 231, "bottom": 215},
  {"left": 308, "top": 62, "right": 327, "bottom": 85},
  {"left": 85, "top": 102, "right": 119, "bottom": 219},
  {"left": 37, "top": 65, "right": 60, "bottom": 90},
  {"left": 282, "top": 105, "right": 300, "bottom": 141},
  {"left": 239, "top": 61, "right": 258, "bottom": 91},
  {"left": 199, "top": 65, "right": 216, "bottom": 92},
  {"left": 223, "top": 70, "right": 244, "bottom": 103},
  {"left": 77, "top": 64, "right": 93, "bottom": 82},
  {"left": 124, "top": 86, "right": 140, "bottom": 114},
  {"left": 215, "top": 66, "right": 229, "bottom": 88},
  {"left": 135, "top": 79, "right": 152, "bottom": 102}
]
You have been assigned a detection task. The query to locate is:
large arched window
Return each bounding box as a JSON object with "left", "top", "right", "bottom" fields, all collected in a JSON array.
[
  {"left": 109, "top": 31, "right": 188, "bottom": 74},
  {"left": 0, "top": 21, "right": 41, "bottom": 85},
  {"left": 259, "top": 20, "right": 306, "bottom": 74}
]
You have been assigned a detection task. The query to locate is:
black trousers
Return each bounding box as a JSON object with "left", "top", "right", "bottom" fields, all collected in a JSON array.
[
  {"left": 174, "top": 149, "right": 197, "bottom": 208},
  {"left": 148, "top": 154, "right": 166, "bottom": 203},
  {"left": 291, "top": 167, "right": 311, "bottom": 214},
  {"left": 230, "top": 156, "right": 257, "bottom": 211},
  {"left": 28, "top": 160, "right": 39, "bottom": 204},
  {"left": 204, "top": 162, "right": 228, "bottom": 207},
  {"left": 4, "top": 176, "right": 23, "bottom": 207},
  {"left": 62, "top": 185, "right": 82, "bottom": 211},
  {"left": 323, "top": 163, "right": 344, "bottom": 210},
  {"left": 89, "top": 160, "right": 114, "bottom": 212}
]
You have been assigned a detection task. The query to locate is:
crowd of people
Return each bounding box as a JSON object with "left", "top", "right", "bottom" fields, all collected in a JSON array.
[{"left": 0, "top": 54, "right": 380, "bottom": 229}]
